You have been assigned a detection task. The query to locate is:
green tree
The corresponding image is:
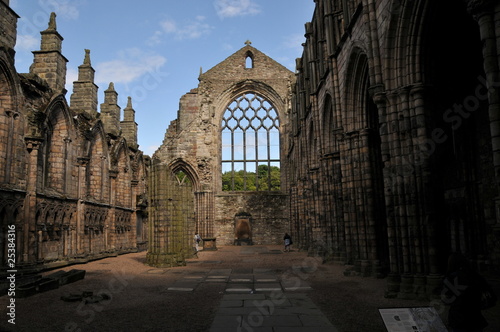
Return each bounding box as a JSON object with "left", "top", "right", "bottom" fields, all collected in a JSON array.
[{"left": 222, "top": 165, "right": 280, "bottom": 191}]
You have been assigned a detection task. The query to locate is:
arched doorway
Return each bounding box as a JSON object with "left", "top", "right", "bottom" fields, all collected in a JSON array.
[{"left": 234, "top": 212, "right": 252, "bottom": 245}]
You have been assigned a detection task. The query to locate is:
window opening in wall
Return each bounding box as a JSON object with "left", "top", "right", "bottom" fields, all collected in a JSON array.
[
  {"left": 245, "top": 54, "right": 254, "bottom": 69},
  {"left": 221, "top": 92, "right": 280, "bottom": 191},
  {"left": 174, "top": 170, "right": 191, "bottom": 185}
]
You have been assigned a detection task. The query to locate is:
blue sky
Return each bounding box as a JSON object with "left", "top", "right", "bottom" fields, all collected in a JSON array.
[{"left": 10, "top": 0, "right": 315, "bottom": 156}]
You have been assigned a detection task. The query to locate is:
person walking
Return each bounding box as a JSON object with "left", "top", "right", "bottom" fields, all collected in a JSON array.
[
  {"left": 194, "top": 233, "right": 201, "bottom": 252},
  {"left": 283, "top": 233, "right": 292, "bottom": 252}
]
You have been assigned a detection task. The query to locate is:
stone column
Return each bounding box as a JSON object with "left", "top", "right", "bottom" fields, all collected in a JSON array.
[
  {"left": 23, "top": 137, "right": 43, "bottom": 264},
  {"left": 108, "top": 169, "right": 118, "bottom": 252},
  {"left": 363, "top": 0, "right": 383, "bottom": 88},
  {"left": 100, "top": 83, "right": 121, "bottom": 137},
  {"left": 30, "top": 12, "right": 68, "bottom": 93},
  {"left": 76, "top": 157, "right": 89, "bottom": 257},
  {"left": 130, "top": 179, "right": 138, "bottom": 249},
  {"left": 147, "top": 163, "right": 192, "bottom": 267},
  {"left": 410, "top": 84, "right": 441, "bottom": 276},
  {"left": 63, "top": 137, "right": 71, "bottom": 194},
  {"left": 121, "top": 97, "right": 138, "bottom": 150},
  {"left": 3, "top": 110, "right": 19, "bottom": 184},
  {"left": 70, "top": 49, "right": 98, "bottom": 118},
  {"left": 195, "top": 191, "right": 215, "bottom": 238},
  {"left": 470, "top": 2, "right": 500, "bottom": 226}
]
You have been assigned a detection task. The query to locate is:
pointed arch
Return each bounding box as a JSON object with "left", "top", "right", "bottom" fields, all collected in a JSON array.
[
  {"left": 110, "top": 138, "right": 132, "bottom": 208},
  {"left": 131, "top": 151, "right": 148, "bottom": 199},
  {"left": 216, "top": 80, "right": 286, "bottom": 193},
  {"left": 43, "top": 95, "right": 76, "bottom": 194},
  {"left": 383, "top": 0, "right": 431, "bottom": 89},
  {"left": 381, "top": 0, "right": 488, "bottom": 275},
  {"left": 214, "top": 80, "right": 287, "bottom": 124},
  {"left": 169, "top": 158, "right": 200, "bottom": 191},
  {"left": 341, "top": 44, "right": 387, "bottom": 265},
  {"left": 87, "top": 122, "right": 110, "bottom": 202},
  {"left": 221, "top": 91, "right": 281, "bottom": 191},
  {"left": 0, "top": 54, "right": 22, "bottom": 185},
  {"left": 307, "top": 119, "right": 318, "bottom": 168},
  {"left": 321, "top": 93, "right": 337, "bottom": 154},
  {"left": 344, "top": 46, "right": 372, "bottom": 132},
  {"left": 245, "top": 51, "right": 254, "bottom": 69}
]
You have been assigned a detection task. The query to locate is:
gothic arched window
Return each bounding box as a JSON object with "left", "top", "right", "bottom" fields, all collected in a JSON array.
[
  {"left": 221, "top": 92, "right": 280, "bottom": 191},
  {"left": 245, "top": 54, "right": 254, "bottom": 69}
]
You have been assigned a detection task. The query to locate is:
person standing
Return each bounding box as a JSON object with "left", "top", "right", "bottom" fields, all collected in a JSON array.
[
  {"left": 194, "top": 233, "right": 201, "bottom": 252},
  {"left": 283, "top": 233, "right": 292, "bottom": 252}
]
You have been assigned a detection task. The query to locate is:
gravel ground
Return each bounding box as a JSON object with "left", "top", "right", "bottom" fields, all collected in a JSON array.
[{"left": 1, "top": 245, "right": 499, "bottom": 332}]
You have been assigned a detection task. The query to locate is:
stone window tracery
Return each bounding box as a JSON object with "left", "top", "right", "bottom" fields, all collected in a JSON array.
[{"left": 221, "top": 92, "right": 280, "bottom": 191}]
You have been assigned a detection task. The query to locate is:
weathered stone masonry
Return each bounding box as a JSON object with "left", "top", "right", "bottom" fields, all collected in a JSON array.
[
  {"left": 149, "top": 44, "right": 295, "bottom": 266},
  {"left": 149, "top": 1, "right": 500, "bottom": 299},
  {"left": 285, "top": 0, "right": 500, "bottom": 298},
  {"left": 0, "top": 2, "right": 148, "bottom": 272},
  {"left": 4, "top": 0, "right": 500, "bottom": 303}
]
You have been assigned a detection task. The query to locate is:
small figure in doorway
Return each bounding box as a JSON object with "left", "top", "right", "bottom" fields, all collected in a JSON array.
[
  {"left": 194, "top": 233, "right": 202, "bottom": 252},
  {"left": 284, "top": 233, "right": 292, "bottom": 252}
]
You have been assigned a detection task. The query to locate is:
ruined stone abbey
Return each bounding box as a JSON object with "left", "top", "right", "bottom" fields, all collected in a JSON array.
[
  {"left": 0, "top": 5, "right": 148, "bottom": 269},
  {"left": 2, "top": 0, "right": 500, "bottom": 299}
]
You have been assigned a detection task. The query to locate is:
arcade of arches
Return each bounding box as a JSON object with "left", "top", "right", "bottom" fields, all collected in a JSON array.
[
  {"left": 2, "top": 0, "right": 500, "bottom": 300},
  {"left": 0, "top": 8, "right": 148, "bottom": 271}
]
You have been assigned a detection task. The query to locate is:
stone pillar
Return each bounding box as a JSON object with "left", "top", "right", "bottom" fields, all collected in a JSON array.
[
  {"left": 147, "top": 162, "right": 192, "bottom": 267},
  {"left": 121, "top": 97, "right": 138, "bottom": 150},
  {"left": 29, "top": 12, "right": 68, "bottom": 93},
  {"left": 469, "top": 2, "right": 500, "bottom": 226},
  {"left": 3, "top": 110, "right": 19, "bottom": 184},
  {"left": 63, "top": 137, "right": 72, "bottom": 194},
  {"left": 195, "top": 191, "right": 215, "bottom": 238},
  {"left": 108, "top": 169, "right": 118, "bottom": 252},
  {"left": 76, "top": 157, "right": 89, "bottom": 256},
  {"left": 363, "top": 0, "right": 383, "bottom": 87},
  {"left": 410, "top": 84, "right": 441, "bottom": 276},
  {"left": 100, "top": 83, "right": 121, "bottom": 137},
  {"left": 130, "top": 179, "right": 138, "bottom": 249},
  {"left": 70, "top": 49, "right": 98, "bottom": 118},
  {"left": 23, "top": 137, "right": 43, "bottom": 264}
]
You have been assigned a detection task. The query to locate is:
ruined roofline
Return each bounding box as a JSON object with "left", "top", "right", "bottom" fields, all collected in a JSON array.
[{"left": 199, "top": 42, "right": 294, "bottom": 80}]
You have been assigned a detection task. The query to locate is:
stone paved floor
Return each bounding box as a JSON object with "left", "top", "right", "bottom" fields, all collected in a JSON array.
[
  {"left": 161, "top": 246, "right": 338, "bottom": 331},
  {"left": 1, "top": 245, "right": 499, "bottom": 332}
]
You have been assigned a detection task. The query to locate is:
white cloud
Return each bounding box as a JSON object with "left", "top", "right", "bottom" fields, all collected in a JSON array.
[
  {"left": 149, "top": 16, "right": 213, "bottom": 43},
  {"left": 160, "top": 19, "right": 177, "bottom": 34},
  {"left": 37, "top": 0, "right": 81, "bottom": 21},
  {"left": 146, "top": 31, "right": 163, "bottom": 47},
  {"left": 214, "top": 0, "right": 261, "bottom": 19},
  {"left": 176, "top": 17, "right": 213, "bottom": 40},
  {"left": 15, "top": 34, "right": 39, "bottom": 52},
  {"left": 94, "top": 48, "right": 167, "bottom": 85}
]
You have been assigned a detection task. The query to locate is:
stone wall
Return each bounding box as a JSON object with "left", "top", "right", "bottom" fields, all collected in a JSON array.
[
  {"left": 0, "top": 5, "right": 149, "bottom": 271},
  {"left": 214, "top": 192, "right": 288, "bottom": 245},
  {"left": 284, "top": 0, "right": 500, "bottom": 299},
  {"left": 151, "top": 43, "right": 295, "bottom": 263}
]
